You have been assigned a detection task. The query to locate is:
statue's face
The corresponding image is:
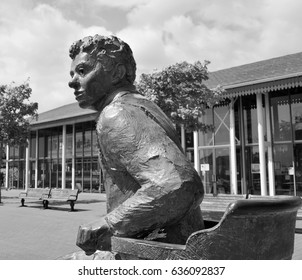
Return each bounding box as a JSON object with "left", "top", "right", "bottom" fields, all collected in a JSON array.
[{"left": 68, "top": 52, "right": 113, "bottom": 110}]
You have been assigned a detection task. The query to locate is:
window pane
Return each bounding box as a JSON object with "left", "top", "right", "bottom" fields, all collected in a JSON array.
[
  {"left": 76, "top": 131, "right": 83, "bottom": 157},
  {"left": 243, "top": 95, "right": 259, "bottom": 144},
  {"left": 291, "top": 93, "right": 302, "bottom": 141},
  {"left": 199, "top": 108, "right": 213, "bottom": 146},
  {"left": 215, "top": 148, "right": 230, "bottom": 194},
  {"left": 51, "top": 136, "right": 58, "bottom": 159},
  {"left": 92, "top": 132, "right": 98, "bottom": 156},
  {"left": 199, "top": 149, "right": 213, "bottom": 193},
  {"left": 214, "top": 105, "right": 230, "bottom": 145},
  {"left": 66, "top": 133, "right": 73, "bottom": 158},
  {"left": 274, "top": 144, "right": 294, "bottom": 195},
  {"left": 83, "top": 130, "right": 92, "bottom": 157},
  {"left": 270, "top": 93, "right": 291, "bottom": 142}
]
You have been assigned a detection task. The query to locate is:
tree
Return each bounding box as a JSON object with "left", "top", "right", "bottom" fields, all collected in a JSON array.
[
  {"left": 0, "top": 81, "right": 38, "bottom": 146},
  {"left": 0, "top": 81, "right": 38, "bottom": 195},
  {"left": 136, "top": 61, "right": 224, "bottom": 133}
]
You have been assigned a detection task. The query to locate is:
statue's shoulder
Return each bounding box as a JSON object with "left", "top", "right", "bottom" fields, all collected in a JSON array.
[
  {"left": 99, "top": 92, "right": 147, "bottom": 121},
  {"left": 96, "top": 94, "right": 140, "bottom": 132},
  {"left": 101, "top": 103, "right": 124, "bottom": 121}
]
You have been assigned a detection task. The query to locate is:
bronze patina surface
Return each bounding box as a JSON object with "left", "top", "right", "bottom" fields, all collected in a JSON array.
[{"left": 68, "top": 35, "right": 204, "bottom": 258}]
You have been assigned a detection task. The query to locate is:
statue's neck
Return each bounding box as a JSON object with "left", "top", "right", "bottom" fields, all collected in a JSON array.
[{"left": 95, "top": 84, "right": 137, "bottom": 112}]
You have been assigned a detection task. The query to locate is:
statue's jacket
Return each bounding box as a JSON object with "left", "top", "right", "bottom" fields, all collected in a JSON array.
[{"left": 96, "top": 89, "right": 204, "bottom": 244}]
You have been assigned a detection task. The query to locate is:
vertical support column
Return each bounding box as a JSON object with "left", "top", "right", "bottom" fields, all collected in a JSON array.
[
  {"left": 257, "top": 93, "right": 268, "bottom": 196},
  {"left": 193, "top": 131, "right": 200, "bottom": 176},
  {"left": 229, "top": 98, "right": 238, "bottom": 194},
  {"left": 25, "top": 140, "right": 30, "bottom": 191},
  {"left": 5, "top": 145, "right": 9, "bottom": 190},
  {"left": 181, "top": 124, "right": 186, "bottom": 152},
  {"left": 239, "top": 97, "right": 247, "bottom": 194},
  {"left": 265, "top": 94, "right": 275, "bottom": 196},
  {"left": 72, "top": 124, "right": 75, "bottom": 190},
  {"left": 61, "top": 125, "right": 66, "bottom": 189},
  {"left": 35, "top": 130, "right": 38, "bottom": 189}
]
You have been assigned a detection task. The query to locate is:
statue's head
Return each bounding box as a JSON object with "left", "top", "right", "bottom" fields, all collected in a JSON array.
[{"left": 68, "top": 35, "right": 136, "bottom": 110}]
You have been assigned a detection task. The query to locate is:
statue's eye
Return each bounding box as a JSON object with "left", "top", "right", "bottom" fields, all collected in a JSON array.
[{"left": 78, "top": 68, "right": 84, "bottom": 75}]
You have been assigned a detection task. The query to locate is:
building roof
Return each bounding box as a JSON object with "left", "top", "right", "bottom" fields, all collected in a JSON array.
[
  {"left": 30, "top": 102, "right": 97, "bottom": 129},
  {"left": 31, "top": 51, "right": 302, "bottom": 128},
  {"left": 205, "top": 52, "right": 302, "bottom": 96}
]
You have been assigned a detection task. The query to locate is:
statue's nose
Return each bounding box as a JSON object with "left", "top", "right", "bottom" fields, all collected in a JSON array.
[{"left": 68, "top": 77, "right": 79, "bottom": 90}]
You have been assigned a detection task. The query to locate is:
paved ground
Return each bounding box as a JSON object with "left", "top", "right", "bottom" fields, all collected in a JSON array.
[
  {"left": 0, "top": 189, "right": 107, "bottom": 259},
  {"left": 0, "top": 189, "right": 302, "bottom": 260}
]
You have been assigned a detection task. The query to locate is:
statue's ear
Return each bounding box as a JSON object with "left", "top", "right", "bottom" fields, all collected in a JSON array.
[{"left": 112, "top": 64, "right": 126, "bottom": 85}]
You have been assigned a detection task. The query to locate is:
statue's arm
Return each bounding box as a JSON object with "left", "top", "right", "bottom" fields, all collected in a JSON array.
[{"left": 105, "top": 166, "right": 203, "bottom": 237}]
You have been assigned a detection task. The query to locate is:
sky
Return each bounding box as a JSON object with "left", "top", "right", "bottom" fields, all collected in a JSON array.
[{"left": 1, "top": 0, "right": 302, "bottom": 113}]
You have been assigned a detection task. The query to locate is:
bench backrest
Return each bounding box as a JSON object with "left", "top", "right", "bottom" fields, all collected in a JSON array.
[
  {"left": 202, "top": 194, "right": 248, "bottom": 205},
  {"left": 112, "top": 197, "right": 302, "bottom": 260},
  {"left": 49, "top": 189, "right": 79, "bottom": 200},
  {"left": 183, "top": 197, "right": 301, "bottom": 260},
  {"left": 19, "top": 188, "right": 51, "bottom": 198}
]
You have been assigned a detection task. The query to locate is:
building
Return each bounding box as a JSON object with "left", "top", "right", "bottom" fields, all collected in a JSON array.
[
  {"left": 194, "top": 52, "right": 302, "bottom": 197},
  {"left": 3, "top": 52, "right": 302, "bottom": 196},
  {"left": 2, "top": 104, "right": 101, "bottom": 193}
]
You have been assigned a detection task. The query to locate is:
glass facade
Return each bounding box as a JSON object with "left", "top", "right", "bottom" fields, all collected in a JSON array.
[
  {"left": 74, "top": 122, "right": 101, "bottom": 192},
  {"left": 198, "top": 101, "right": 236, "bottom": 194},
  {"left": 197, "top": 88, "right": 302, "bottom": 196},
  {"left": 270, "top": 89, "right": 302, "bottom": 196},
  {"left": 7, "top": 121, "right": 104, "bottom": 193}
]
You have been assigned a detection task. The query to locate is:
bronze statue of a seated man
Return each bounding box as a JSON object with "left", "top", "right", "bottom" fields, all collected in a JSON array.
[{"left": 67, "top": 34, "right": 204, "bottom": 259}]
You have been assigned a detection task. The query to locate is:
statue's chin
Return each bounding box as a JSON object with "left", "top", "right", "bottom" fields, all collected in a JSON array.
[
  {"left": 78, "top": 101, "right": 89, "bottom": 109},
  {"left": 78, "top": 101, "right": 99, "bottom": 112},
  {"left": 77, "top": 95, "right": 106, "bottom": 111}
]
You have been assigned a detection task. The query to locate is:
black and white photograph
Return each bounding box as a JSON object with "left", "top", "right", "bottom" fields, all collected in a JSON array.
[{"left": 0, "top": 0, "right": 302, "bottom": 278}]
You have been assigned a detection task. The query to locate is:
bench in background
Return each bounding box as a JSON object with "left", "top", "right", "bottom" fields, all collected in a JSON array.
[
  {"left": 19, "top": 188, "right": 51, "bottom": 208},
  {"left": 43, "top": 189, "right": 79, "bottom": 211}
]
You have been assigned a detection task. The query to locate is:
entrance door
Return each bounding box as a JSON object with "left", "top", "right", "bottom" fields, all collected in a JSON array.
[
  {"left": 215, "top": 148, "right": 230, "bottom": 194},
  {"left": 274, "top": 143, "right": 294, "bottom": 195},
  {"left": 245, "top": 146, "right": 261, "bottom": 195},
  {"left": 199, "top": 147, "right": 230, "bottom": 194}
]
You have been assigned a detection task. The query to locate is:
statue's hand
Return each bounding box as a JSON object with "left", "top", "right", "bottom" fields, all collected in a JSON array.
[{"left": 76, "top": 217, "right": 112, "bottom": 255}]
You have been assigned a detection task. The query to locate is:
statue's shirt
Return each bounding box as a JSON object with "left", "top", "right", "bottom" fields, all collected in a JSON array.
[{"left": 96, "top": 91, "right": 204, "bottom": 243}]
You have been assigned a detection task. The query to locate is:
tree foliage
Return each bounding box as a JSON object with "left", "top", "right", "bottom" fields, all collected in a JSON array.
[
  {"left": 0, "top": 81, "right": 38, "bottom": 147},
  {"left": 136, "top": 61, "right": 224, "bottom": 132}
]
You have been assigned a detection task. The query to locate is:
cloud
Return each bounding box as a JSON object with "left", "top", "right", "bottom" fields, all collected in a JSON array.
[
  {"left": 0, "top": 1, "right": 113, "bottom": 112},
  {"left": 93, "top": 0, "right": 148, "bottom": 9},
  {"left": 117, "top": 0, "right": 302, "bottom": 74},
  {"left": 2, "top": 0, "right": 302, "bottom": 113}
]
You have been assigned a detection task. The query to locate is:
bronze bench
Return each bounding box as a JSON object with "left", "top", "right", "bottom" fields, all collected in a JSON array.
[
  {"left": 112, "top": 197, "right": 302, "bottom": 260},
  {"left": 200, "top": 193, "right": 302, "bottom": 220},
  {"left": 200, "top": 194, "right": 248, "bottom": 222}
]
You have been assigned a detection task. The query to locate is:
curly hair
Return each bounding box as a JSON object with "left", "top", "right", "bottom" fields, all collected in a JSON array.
[{"left": 69, "top": 34, "right": 136, "bottom": 84}]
